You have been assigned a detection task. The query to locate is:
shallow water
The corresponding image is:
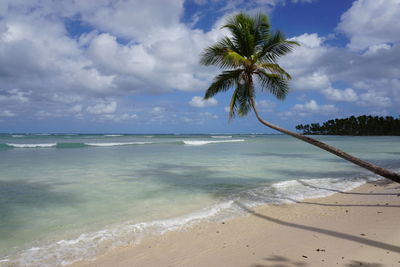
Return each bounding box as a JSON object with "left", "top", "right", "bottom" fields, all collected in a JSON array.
[{"left": 0, "top": 134, "right": 399, "bottom": 266}]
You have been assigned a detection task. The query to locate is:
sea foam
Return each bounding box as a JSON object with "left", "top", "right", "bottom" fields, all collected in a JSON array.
[
  {"left": 6, "top": 143, "right": 57, "bottom": 148},
  {"left": 85, "top": 142, "right": 152, "bottom": 147},
  {"left": 8, "top": 201, "right": 235, "bottom": 267},
  {"left": 1, "top": 173, "right": 383, "bottom": 267},
  {"left": 183, "top": 139, "right": 244, "bottom": 145}
]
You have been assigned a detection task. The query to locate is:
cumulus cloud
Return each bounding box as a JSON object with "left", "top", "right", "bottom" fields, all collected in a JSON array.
[
  {"left": 293, "top": 72, "right": 330, "bottom": 91},
  {"left": 257, "top": 100, "right": 276, "bottom": 112},
  {"left": 281, "top": 33, "right": 331, "bottom": 91},
  {"left": 86, "top": 101, "right": 117, "bottom": 114},
  {"left": 322, "top": 87, "right": 358, "bottom": 102},
  {"left": 357, "top": 91, "right": 392, "bottom": 108},
  {"left": 0, "top": 0, "right": 399, "bottom": 129},
  {"left": 291, "top": 100, "right": 338, "bottom": 117},
  {"left": 281, "top": 27, "right": 400, "bottom": 115},
  {"left": 0, "top": 0, "right": 231, "bottom": 122},
  {"left": 291, "top": 0, "right": 316, "bottom": 2},
  {"left": 0, "top": 110, "right": 16, "bottom": 117},
  {"left": 69, "top": 105, "right": 83, "bottom": 113},
  {"left": 363, "top": 43, "right": 392, "bottom": 56},
  {"left": 0, "top": 89, "right": 30, "bottom": 103},
  {"left": 337, "top": 0, "right": 400, "bottom": 51},
  {"left": 95, "top": 113, "right": 138, "bottom": 122},
  {"left": 199, "top": 112, "right": 218, "bottom": 119},
  {"left": 189, "top": 96, "right": 218, "bottom": 108}
]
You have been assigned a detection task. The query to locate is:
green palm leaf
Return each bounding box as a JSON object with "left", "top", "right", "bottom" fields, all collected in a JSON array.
[
  {"left": 257, "top": 31, "right": 299, "bottom": 63},
  {"left": 256, "top": 70, "right": 289, "bottom": 100},
  {"left": 258, "top": 63, "right": 291, "bottom": 79},
  {"left": 200, "top": 12, "right": 296, "bottom": 114},
  {"left": 198, "top": 12, "right": 400, "bottom": 184},
  {"left": 204, "top": 69, "right": 244, "bottom": 99}
]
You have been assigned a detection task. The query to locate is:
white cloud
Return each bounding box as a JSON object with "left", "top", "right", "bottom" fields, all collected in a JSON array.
[
  {"left": 0, "top": 88, "right": 30, "bottom": 103},
  {"left": 337, "top": 0, "right": 400, "bottom": 51},
  {"left": 281, "top": 34, "right": 331, "bottom": 91},
  {"left": 293, "top": 100, "right": 338, "bottom": 116},
  {"left": 257, "top": 100, "right": 276, "bottom": 112},
  {"left": 322, "top": 87, "right": 358, "bottom": 102},
  {"left": 357, "top": 91, "right": 392, "bottom": 107},
  {"left": 279, "top": 99, "right": 338, "bottom": 120},
  {"left": 87, "top": 101, "right": 117, "bottom": 114},
  {"left": 0, "top": 0, "right": 231, "bottom": 121},
  {"left": 95, "top": 113, "right": 138, "bottom": 122},
  {"left": 293, "top": 72, "right": 330, "bottom": 91},
  {"left": 291, "top": 33, "right": 324, "bottom": 48},
  {"left": 291, "top": 0, "right": 316, "bottom": 2},
  {"left": 35, "top": 110, "right": 64, "bottom": 119},
  {"left": 69, "top": 105, "right": 83, "bottom": 113},
  {"left": 0, "top": 0, "right": 399, "bottom": 126},
  {"left": 363, "top": 43, "right": 392, "bottom": 56},
  {"left": 0, "top": 109, "right": 16, "bottom": 117},
  {"left": 280, "top": 28, "right": 400, "bottom": 113},
  {"left": 151, "top": 106, "right": 165, "bottom": 114},
  {"left": 189, "top": 96, "right": 218, "bottom": 108},
  {"left": 199, "top": 112, "right": 218, "bottom": 119}
]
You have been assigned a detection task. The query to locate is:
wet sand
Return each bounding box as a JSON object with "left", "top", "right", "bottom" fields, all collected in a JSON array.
[{"left": 72, "top": 179, "right": 400, "bottom": 267}]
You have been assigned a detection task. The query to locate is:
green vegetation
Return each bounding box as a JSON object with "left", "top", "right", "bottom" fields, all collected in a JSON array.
[
  {"left": 296, "top": 115, "right": 400, "bottom": 136},
  {"left": 200, "top": 12, "right": 400, "bottom": 182},
  {"left": 200, "top": 12, "right": 297, "bottom": 117}
]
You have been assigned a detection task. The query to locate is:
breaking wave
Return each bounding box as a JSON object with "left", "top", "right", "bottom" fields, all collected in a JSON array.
[
  {"left": 183, "top": 139, "right": 244, "bottom": 145},
  {"left": 0, "top": 172, "right": 383, "bottom": 267},
  {"left": 1, "top": 142, "right": 153, "bottom": 149}
]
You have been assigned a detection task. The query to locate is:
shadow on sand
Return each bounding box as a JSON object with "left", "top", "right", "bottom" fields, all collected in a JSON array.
[
  {"left": 250, "top": 254, "right": 385, "bottom": 267},
  {"left": 234, "top": 201, "right": 400, "bottom": 254}
]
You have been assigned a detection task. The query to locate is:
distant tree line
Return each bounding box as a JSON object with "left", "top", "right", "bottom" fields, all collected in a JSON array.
[{"left": 296, "top": 115, "right": 400, "bottom": 135}]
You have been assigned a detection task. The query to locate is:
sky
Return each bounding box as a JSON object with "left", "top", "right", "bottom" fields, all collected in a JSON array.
[{"left": 0, "top": 0, "right": 399, "bottom": 134}]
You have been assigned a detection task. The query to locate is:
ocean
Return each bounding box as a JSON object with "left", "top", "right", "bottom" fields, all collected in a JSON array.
[{"left": 0, "top": 134, "right": 399, "bottom": 266}]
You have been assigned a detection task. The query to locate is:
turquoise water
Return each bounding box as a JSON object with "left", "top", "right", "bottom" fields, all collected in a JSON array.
[{"left": 0, "top": 134, "right": 399, "bottom": 266}]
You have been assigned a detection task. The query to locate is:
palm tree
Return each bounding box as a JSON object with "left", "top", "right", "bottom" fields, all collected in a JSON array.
[{"left": 200, "top": 12, "right": 400, "bottom": 183}]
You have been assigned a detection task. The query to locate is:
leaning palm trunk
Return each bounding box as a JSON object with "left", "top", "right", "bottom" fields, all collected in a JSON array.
[
  {"left": 200, "top": 12, "right": 400, "bottom": 184},
  {"left": 250, "top": 98, "right": 400, "bottom": 183}
]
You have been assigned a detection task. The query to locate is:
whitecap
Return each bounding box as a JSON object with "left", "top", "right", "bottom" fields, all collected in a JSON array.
[
  {"left": 7, "top": 143, "right": 57, "bottom": 148},
  {"left": 85, "top": 142, "right": 152, "bottom": 147},
  {"left": 3, "top": 173, "right": 384, "bottom": 267},
  {"left": 183, "top": 139, "right": 244, "bottom": 146}
]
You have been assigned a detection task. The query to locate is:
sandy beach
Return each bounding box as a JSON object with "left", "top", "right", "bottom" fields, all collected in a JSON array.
[{"left": 71, "top": 179, "right": 400, "bottom": 267}]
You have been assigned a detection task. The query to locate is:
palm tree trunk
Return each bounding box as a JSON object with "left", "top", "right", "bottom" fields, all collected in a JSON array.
[{"left": 250, "top": 98, "right": 400, "bottom": 183}]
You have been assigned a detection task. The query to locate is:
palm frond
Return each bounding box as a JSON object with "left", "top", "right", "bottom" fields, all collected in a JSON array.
[
  {"left": 200, "top": 37, "right": 249, "bottom": 69},
  {"left": 258, "top": 63, "right": 291, "bottom": 79},
  {"left": 237, "top": 79, "right": 254, "bottom": 117},
  {"left": 228, "top": 84, "right": 241, "bottom": 118},
  {"left": 252, "top": 13, "right": 270, "bottom": 46},
  {"left": 204, "top": 69, "right": 244, "bottom": 99},
  {"left": 200, "top": 12, "right": 296, "bottom": 120},
  {"left": 256, "top": 70, "right": 289, "bottom": 100},
  {"left": 257, "top": 31, "right": 299, "bottom": 63},
  {"left": 221, "top": 13, "right": 255, "bottom": 57},
  {"left": 228, "top": 77, "right": 254, "bottom": 118}
]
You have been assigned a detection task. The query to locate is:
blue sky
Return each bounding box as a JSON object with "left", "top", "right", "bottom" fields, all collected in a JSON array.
[{"left": 0, "top": 0, "right": 399, "bottom": 133}]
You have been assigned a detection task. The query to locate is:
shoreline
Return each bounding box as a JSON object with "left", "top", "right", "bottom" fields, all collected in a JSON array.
[{"left": 71, "top": 179, "right": 400, "bottom": 267}]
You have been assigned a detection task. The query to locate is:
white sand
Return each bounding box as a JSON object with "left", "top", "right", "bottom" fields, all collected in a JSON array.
[{"left": 72, "top": 179, "right": 400, "bottom": 267}]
